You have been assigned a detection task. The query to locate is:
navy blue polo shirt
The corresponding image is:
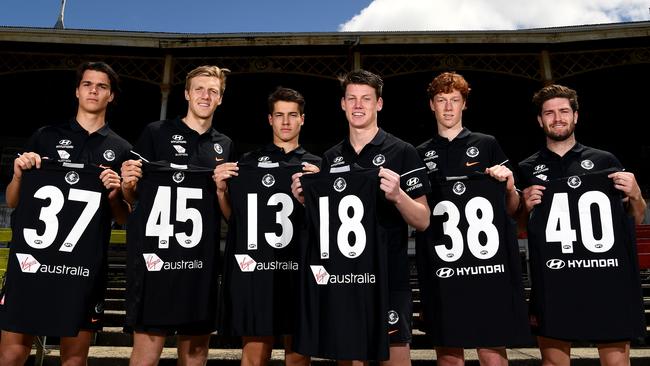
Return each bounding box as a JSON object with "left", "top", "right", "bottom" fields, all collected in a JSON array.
[
  {"left": 416, "top": 128, "right": 512, "bottom": 180},
  {"left": 132, "top": 117, "right": 234, "bottom": 168},
  {"left": 24, "top": 119, "right": 131, "bottom": 170},
  {"left": 518, "top": 143, "right": 622, "bottom": 187},
  {"left": 239, "top": 143, "right": 321, "bottom": 167}
]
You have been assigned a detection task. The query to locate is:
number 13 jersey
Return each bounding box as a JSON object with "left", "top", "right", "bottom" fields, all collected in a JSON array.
[{"left": 527, "top": 170, "right": 645, "bottom": 341}]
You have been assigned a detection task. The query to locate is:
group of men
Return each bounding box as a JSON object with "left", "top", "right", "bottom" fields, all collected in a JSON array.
[{"left": 0, "top": 61, "right": 645, "bottom": 366}]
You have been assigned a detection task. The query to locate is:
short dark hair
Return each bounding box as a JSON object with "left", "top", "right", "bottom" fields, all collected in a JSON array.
[
  {"left": 76, "top": 61, "right": 121, "bottom": 98},
  {"left": 532, "top": 84, "right": 579, "bottom": 115},
  {"left": 339, "top": 69, "right": 383, "bottom": 99},
  {"left": 268, "top": 87, "right": 305, "bottom": 115},
  {"left": 427, "top": 72, "right": 471, "bottom": 101}
]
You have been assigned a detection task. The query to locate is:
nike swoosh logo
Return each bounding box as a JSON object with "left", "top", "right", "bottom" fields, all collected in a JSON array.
[
  {"left": 465, "top": 161, "right": 479, "bottom": 167},
  {"left": 91, "top": 318, "right": 100, "bottom": 323},
  {"left": 215, "top": 158, "right": 224, "bottom": 162}
]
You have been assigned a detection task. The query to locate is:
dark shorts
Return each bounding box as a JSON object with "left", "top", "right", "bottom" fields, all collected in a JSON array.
[
  {"left": 127, "top": 321, "right": 216, "bottom": 336},
  {"left": 388, "top": 290, "right": 412, "bottom": 344},
  {"left": 78, "top": 299, "right": 105, "bottom": 332}
]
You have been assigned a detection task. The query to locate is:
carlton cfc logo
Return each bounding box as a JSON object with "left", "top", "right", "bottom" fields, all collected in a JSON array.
[
  {"left": 581, "top": 160, "right": 594, "bottom": 170},
  {"left": 333, "top": 177, "right": 347, "bottom": 192},
  {"left": 466, "top": 146, "right": 479, "bottom": 158},
  {"left": 214, "top": 143, "right": 223, "bottom": 154},
  {"left": 567, "top": 176, "right": 581, "bottom": 189},
  {"left": 172, "top": 171, "right": 185, "bottom": 183},
  {"left": 452, "top": 181, "right": 466, "bottom": 195},
  {"left": 262, "top": 174, "right": 275, "bottom": 187},
  {"left": 103, "top": 149, "right": 115, "bottom": 161},
  {"left": 387, "top": 310, "right": 399, "bottom": 325},
  {"left": 546, "top": 259, "right": 566, "bottom": 269},
  {"left": 372, "top": 154, "right": 386, "bottom": 166},
  {"left": 65, "top": 171, "right": 80, "bottom": 185}
]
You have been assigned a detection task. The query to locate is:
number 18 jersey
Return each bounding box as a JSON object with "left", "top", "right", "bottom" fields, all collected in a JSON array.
[
  {"left": 294, "top": 167, "right": 390, "bottom": 361},
  {"left": 527, "top": 170, "right": 645, "bottom": 341}
]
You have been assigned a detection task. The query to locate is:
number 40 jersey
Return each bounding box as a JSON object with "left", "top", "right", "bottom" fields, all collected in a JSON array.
[
  {"left": 527, "top": 170, "right": 645, "bottom": 341},
  {"left": 0, "top": 162, "right": 110, "bottom": 336}
]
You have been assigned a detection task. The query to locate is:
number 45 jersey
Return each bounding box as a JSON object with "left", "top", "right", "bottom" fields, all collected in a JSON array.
[
  {"left": 220, "top": 162, "right": 304, "bottom": 336},
  {"left": 126, "top": 162, "right": 220, "bottom": 328},
  {"left": 527, "top": 170, "right": 645, "bottom": 341},
  {"left": 416, "top": 174, "right": 530, "bottom": 347},
  {"left": 0, "top": 161, "right": 110, "bottom": 336},
  {"left": 294, "top": 167, "right": 390, "bottom": 361}
]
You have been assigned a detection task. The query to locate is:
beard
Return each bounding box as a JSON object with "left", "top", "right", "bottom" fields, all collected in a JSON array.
[{"left": 544, "top": 121, "right": 575, "bottom": 142}]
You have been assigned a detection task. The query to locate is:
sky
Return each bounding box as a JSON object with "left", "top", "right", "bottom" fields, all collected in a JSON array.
[{"left": 1, "top": 0, "right": 648, "bottom": 33}]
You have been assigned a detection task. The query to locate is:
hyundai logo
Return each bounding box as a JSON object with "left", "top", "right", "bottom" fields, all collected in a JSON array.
[
  {"left": 436, "top": 267, "right": 454, "bottom": 278},
  {"left": 58, "top": 139, "right": 72, "bottom": 146},
  {"left": 546, "top": 259, "right": 566, "bottom": 269},
  {"left": 172, "top": 134, "right": 184, "bottom": 141},
  {"left": 406, "top": 177, "right": 420, "bottom": 186}
]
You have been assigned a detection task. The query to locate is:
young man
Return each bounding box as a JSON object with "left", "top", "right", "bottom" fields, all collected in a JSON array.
[
  {"left": 0, "top": 61, "right": 131, "bottom": 366},
  {"left": 216, "top": 87, "right": 319, "bottom": 366},
  {"left": 518, "top": 84, "right": 646, "bottom": 366},
  {"left": 120, "top": 65, "right": 233, "bottom": 366},
  {"left": 415, "top": 72, "right": 529, "bottom": 366},
  {"left": 292, "top": 70, "right": 430, "bottom": 365}
]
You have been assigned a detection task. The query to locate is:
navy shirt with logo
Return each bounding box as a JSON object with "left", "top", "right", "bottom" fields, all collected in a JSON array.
[
  {"left": 518, "top": 143, "right": 623, "bottom": 186},
  {"left": 416, "top": 128, "right": 512, "bottom": 180},
  {"left": 321, "top": 128, "right": 430, "bottom": 291},
  {"left": 239, "top": 143, "right": 321, "bottom": 167},
  {"left": 24, "top": 119, "right": 132, "bottom": 170},
  {"left": 132, "top": 117, "right": 234, "bottom": 169}
]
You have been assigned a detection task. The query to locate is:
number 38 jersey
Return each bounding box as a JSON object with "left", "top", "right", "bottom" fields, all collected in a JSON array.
[
  {"left": 0, "top": 162, "right": 110, "bottom": 336},
  {"left": 294, "top": 167, "right": 389, "bottom": 361},
  {"left": 416, "top": 174, "right": 530, "bottom": 347},
  {"left": 125, "top": 162, "right": 220, "bottom": 328},
  {"left": 220, "top": 162, "right": 304, "bottom": 336},
  {"left": 527, "top": 170, "right": 645, "bottom": 341}
]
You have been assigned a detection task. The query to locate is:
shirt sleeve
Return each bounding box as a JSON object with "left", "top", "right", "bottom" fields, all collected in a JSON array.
[{"left": 399, "top": 143, "right": 431, "bottom": 199}]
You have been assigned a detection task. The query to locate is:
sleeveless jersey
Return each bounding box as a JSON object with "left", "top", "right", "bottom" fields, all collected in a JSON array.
[
  {"left": 220, "top": 162, "right": 304, "bottom": 336},
  {"left": 527, "top": 170, "right": 646, "bottom": 341},
  {"left": 0, "top": 162, "right": 110, "bottom": 336},
  {"left": 125, "top": 162, "right": 220, "bottom": 328},
  {"left": 415, "top": 174, "right": 530, "bottom": 347},
  {"left": 294, "top": 167, "right": 390, "bottom": 361}
]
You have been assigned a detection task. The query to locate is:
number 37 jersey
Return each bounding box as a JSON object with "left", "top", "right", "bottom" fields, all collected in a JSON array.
[
  {"left": 527, "top": 170, "right": 645, "bottom": 341},
  {"left": 126, "top": 162, "right": 220, "bottom": 327},
  {"left": 0, "top": 162, "right": 110, "bottom": 336}
]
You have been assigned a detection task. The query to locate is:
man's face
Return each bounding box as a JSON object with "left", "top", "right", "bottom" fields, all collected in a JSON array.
[
  {"left": 185, "top": 75, "right": 223, "bottom": 120},
  {"left": 268, "top": 100, "right": 304, "bottom": 144},
  {"left": 538, "top": 97, "right": 577, "bottom": 141},
  {"left": 430, "top": 89, "right": 465, "bottom": 131},
  {"left": 341, "top": 84, "right": 383, "bottom": 129},
  {"left": 75, "top": 70, "right": 114, "bottom": 114}
]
